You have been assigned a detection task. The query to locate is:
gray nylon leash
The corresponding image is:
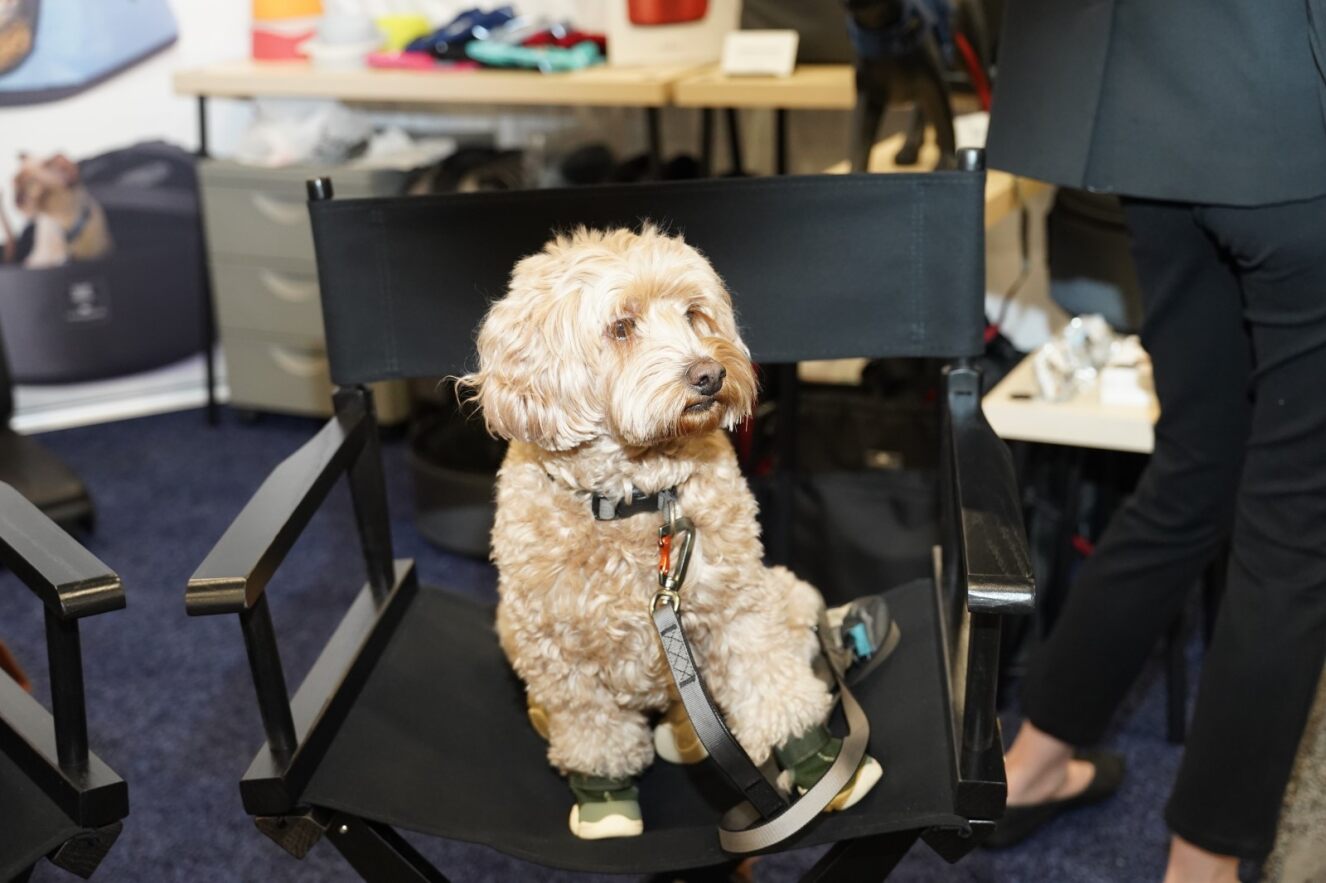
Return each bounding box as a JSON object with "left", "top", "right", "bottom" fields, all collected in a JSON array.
[{"left": 651, "top": 603, "right": 871, "bottom": 853}]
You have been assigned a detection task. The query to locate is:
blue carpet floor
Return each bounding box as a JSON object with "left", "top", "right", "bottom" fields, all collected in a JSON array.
[{"left": 0, "top": 408, "right": 1190, "bottom": 882}]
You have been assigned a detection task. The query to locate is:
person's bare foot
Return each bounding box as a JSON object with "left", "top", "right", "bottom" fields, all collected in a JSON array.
[
  {"left": 1162, "top": 835, "right": 1239, "bottom": 883},
  {"left": 1004, "top": 720, "right": 1097, "bottom": 806}
]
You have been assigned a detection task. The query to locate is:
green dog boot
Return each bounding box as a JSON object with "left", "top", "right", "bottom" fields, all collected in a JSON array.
[
  {"left": 568, "top": 773, "right": 644, "bottom": 839},
  {"left": 775, "top": 725, "right": 883, "bottom": 812}
]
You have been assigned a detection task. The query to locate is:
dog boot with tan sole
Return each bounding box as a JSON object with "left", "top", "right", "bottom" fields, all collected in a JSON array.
[
  {"left": 568, "top": 773, "right": 644, "bottom": 839},
  {"left": 774, "top": 725, "right": 883, "bottom": 812}
]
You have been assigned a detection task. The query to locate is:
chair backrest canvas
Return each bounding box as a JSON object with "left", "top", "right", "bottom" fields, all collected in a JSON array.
[{"left": 307, "top": 171, "right": 986, "bottom": 386}]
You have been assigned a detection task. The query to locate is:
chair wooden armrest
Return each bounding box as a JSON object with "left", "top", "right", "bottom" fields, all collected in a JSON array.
[
  {"left": 186, "top": 393, "right": 371, "bottom": 617},
  {"left": 0, "top": 481, "right": 127, "bottom": 833},
  {"left": 0, "top": 482, "right": 121, "bottom": 620}
]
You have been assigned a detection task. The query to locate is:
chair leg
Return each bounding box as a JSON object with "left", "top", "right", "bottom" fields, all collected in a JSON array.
[
  {"left": 47, "top": 821, "right": 123, "bottom": 879},
  {"left": 799, "top": 830, "right": 920, "bottom": 883},
  {"left": 646, "top": 860, "right": 746, "bottom": 883},
  {"left": 325, "top": 813, "right": 450, "bottom": 883}
]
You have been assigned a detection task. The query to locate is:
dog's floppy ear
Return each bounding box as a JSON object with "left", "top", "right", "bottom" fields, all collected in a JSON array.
[{"left": 459, "top": 260, "right": 601, "bottom": 451}]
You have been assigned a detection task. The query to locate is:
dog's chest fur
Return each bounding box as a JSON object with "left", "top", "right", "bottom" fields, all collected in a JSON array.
[{"left": 491, "top": 432, "right": 767, "bottom": 708}]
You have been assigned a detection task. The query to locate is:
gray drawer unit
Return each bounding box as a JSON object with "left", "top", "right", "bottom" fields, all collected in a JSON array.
[
  {"left": 211, "top": 257, "right": 324, "bottom": 342},
  {"left": 199, "top": 159, "right": 411, "bottom": 421},
  {"left": 200, "top": 161, "right": 403, "bottom": 262},
  {"left": 223, "top": 332, "right": 410, "bottom": 422}
]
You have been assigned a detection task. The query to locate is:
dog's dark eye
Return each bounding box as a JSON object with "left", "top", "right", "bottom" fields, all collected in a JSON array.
[
  {"left": 686, "top": 309, "right": 707, "bottom": 329},
  {"left": 612, "top": 318, "right": 635, "bottom": 341}
]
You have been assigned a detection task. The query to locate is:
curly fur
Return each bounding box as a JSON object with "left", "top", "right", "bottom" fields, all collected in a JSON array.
[{"left": 461, "top": 226, "right": 832, "bottom": 781}]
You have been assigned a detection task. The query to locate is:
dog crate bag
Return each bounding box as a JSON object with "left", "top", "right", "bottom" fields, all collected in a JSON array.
[{"left": 0, "top": 142, "right": 208, "bottom": 384}]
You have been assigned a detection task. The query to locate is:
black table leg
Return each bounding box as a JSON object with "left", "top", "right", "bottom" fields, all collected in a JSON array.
[
  {"left": 196, "top": 94, "right": 219, "bottom": 426},
  {"left": 775, "top": 107, "right": 789, "bottom": 175},
  {"left": 645, "top": 106, "right": 664, "bottom": 178},
  {"left": 699, "top": 107, "right": 714, "bottom": 177},
  {"left": 725, "top": 108, "right": 745, "bottom": 176}
]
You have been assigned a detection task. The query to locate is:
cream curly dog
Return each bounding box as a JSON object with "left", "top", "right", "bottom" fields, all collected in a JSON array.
[{"left": 461, "top": 225, "right": 881, "bottom": 839}]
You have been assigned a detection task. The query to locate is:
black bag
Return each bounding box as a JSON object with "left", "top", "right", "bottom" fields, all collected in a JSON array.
[{"left": 752, "top": 375, "right": 942, "bottom": 606}]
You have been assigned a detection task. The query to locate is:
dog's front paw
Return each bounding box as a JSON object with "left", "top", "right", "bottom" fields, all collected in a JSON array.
[{"left": 568, "top": 773, "right": 644, "bottom": 839}]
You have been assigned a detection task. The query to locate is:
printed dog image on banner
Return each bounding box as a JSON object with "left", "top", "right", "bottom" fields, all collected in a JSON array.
[
  {"left": 2, "top": 152, "right": 112, "bottom": 267},
  {"left": 461, "top": 226, "right": 884, "bottom": 840}
]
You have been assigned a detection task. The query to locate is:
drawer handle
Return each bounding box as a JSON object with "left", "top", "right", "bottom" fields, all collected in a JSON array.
[
  {"left": 269, "top": 346, "right": 327, "bottom": 378},
  {"left": 259, "top": 269, "right": 319, "bottom": 303},
  {"left": 250, "top": 192, "right": 307, "bottom": 226}
]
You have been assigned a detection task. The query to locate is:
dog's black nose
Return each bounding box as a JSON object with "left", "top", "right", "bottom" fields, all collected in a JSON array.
[{"left": 686, "top": 359, "right": 725, "bottom": 396}]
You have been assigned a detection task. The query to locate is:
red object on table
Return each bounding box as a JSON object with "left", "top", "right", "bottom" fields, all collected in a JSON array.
[
  {"left": 251, "top": 24, "right": 315, "bottom": 60},
  {"left": 523, "top": 29, "right": 608, "bottom": 52},
  {"left": 627, "top": 0, "right": 709, "bottom": 26}
]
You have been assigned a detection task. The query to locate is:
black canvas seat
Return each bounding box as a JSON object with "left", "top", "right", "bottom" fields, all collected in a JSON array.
[
  {"left": 187, "top": 159, "right": 1034, "bottom": 882},
  {"left": 0, "top": 483, "right": 127, "bottom": 881},
  {"left": 298, "top": 577, "right": 961, "bottom": 873}
]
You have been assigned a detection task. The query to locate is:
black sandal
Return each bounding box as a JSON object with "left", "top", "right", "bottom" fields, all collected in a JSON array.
[{"left": 983, "top": 751, "right": 1125, "bottom": 850}]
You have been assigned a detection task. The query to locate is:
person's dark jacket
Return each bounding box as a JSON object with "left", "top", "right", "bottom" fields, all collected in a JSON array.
[{"left": 986, "top": 0, "right": 1326, "bottom": 206}]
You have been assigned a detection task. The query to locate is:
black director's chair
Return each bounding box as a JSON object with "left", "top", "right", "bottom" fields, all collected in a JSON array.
[
  {"left": 185, "top": 149, "right": 1034, "bottom": 881},
  {"left": 0, "top": 484, "right": 127, "bottom": 881}
]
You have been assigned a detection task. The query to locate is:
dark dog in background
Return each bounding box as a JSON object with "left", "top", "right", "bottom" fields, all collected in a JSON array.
[{"left": 843, "top": 0, "right": 957, "bottom": 171}]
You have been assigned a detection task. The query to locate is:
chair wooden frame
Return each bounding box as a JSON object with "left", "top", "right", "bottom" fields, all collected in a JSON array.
[{"left": 0, "top": 483, "right": 127, "bottom": 880}]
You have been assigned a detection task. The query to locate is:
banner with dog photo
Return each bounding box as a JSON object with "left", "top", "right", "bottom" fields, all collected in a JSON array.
[{"left": 0, "top": 0, "right": 214, "bottom": 431}]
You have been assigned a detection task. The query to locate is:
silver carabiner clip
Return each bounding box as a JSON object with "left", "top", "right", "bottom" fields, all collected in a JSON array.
[{"left": 658, "top": 516, "right": 696, "bottom": 594}]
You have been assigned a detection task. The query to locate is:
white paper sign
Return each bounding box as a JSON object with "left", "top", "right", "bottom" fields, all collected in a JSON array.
[{"left": 721, "top": 30, "right": 799, "bottom": 78}]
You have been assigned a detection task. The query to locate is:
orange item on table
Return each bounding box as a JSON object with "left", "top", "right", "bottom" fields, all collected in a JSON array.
[
  {"left": 252, "top": 0, "right": 320, "bottom": 60},
  {"left": 253, "top": 0, "right": 322, "bottom": 21}
]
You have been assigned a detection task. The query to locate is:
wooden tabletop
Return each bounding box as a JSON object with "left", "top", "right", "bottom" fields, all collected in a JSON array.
[
  {"left": 174, "top": 59, "right": 702, "bottom": 107},
  {"left": 982, "top": 353, "right": 1158, "bottom": 454},
  {"left": 672, "top": 63, "right": 854, "bottom": 110}
]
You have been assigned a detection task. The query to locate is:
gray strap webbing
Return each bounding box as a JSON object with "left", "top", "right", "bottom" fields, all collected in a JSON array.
[{"left": 652, "top": 604, "right": 871, "bottom": 854}]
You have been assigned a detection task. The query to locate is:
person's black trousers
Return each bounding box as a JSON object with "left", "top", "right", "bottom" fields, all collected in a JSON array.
[{"left": 1020, "top": 194, "right": 1326, "bottom": 858}]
